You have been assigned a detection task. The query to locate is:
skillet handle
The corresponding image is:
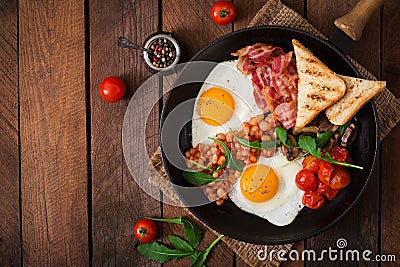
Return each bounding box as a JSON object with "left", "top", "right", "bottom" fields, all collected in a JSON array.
[{"left": 334, "top": 0, "right": 386, "bottom": 41}]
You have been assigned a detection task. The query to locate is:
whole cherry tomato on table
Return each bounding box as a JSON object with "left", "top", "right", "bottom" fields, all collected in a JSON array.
[
  {"left": 295, "top": 169, "right": 319, "bottom": 191},
  {"left": 302, "top": 191, "right": 325, "bottom": 209},
  {"left": 99, "top": 76, "right": 126, "bottom": 103},
  {"left": 210, "top": 1, "right": 237, "bottom": 25},
  {"left": 134, "top": 219, "right": 157, "bottom": 243}
]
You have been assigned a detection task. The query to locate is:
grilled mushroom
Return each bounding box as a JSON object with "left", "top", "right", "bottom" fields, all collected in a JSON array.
[
  {"left": 340, "top": 123, "right": 358, "bottom": 147},
  {"left": 292, "top": 126, "right": 319, "bottom": 136},
  {"left": 282, "top": 134, "right": 299, "bottom": 161},
  {"left": 323, "top": 132, "right": 341, "bottom": 152}
]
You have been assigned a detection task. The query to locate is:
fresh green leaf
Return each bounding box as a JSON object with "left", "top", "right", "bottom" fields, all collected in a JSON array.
[
  {"left": 323, "top": 152, "right": 364, "bottom": 169},
  {"left": 316, "top": 131, "right": 334, "bottom": 148},
  {"left": 182, "top": 219, "right": 203, "bottom": 248},
  {"left": 275, "top": 127, "right": 298, "bottom": 148},
  {"left": 189, "top": 160, "right": 215, "bottom": 172},
  {"left": 190, "top": 235, "right": 224, "bottom": 267},
  {"left": 147, "top": 217, "right": 203, "bottom": 249},
  {"left": 168, "top": 235, "right": 194, "bottom": 252},
  {"left": 209, "top": 138, "right": 243, "bottom": 172},
  {"left": 339, "top": 121, "right": 352, "bottom": 135},
  {"left": 298, "top": 135, "right": 317, "bottom": 154},
  {"left": 146, "top": 217, "right": 184, "bottom": 224},
  {"left": 182, "top": 171, "right": 222, "bottom": 185},
  {"left": 137, "top": 242, "right": 196, "bottom": 263},
  {"left": 230, "top": 129, "right": 278, "bottom": 150}
]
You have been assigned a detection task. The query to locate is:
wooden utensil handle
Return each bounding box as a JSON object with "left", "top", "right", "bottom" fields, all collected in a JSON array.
[{"left": 334, "top": 0, "right": 386, "bottom": 41}]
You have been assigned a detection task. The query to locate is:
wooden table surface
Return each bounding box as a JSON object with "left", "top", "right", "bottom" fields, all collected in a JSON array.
[{"left": 1, "top": 0, "right": 399, "bottom": 266}]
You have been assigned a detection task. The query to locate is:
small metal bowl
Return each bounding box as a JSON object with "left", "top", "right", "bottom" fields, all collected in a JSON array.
[{"left": 143, "top": 33, "right": 181, "bottom": 72}]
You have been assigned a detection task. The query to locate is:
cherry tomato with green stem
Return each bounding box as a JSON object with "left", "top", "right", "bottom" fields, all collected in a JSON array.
[
  {"left": 210, "top": 1, "right": 237, "bottom": 25},
  {"left": 134, "top": 219, "right": 157, "bottom": 243}
]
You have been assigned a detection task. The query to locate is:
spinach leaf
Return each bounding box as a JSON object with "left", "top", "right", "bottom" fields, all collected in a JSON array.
[
  {"left": 146, "top": 217, "right": 184, "bottom": 224},
  {"left": 167, "top": 235, "right": 198, "bottom": 261},
  {"left": 190, "top": 235, "right": 224, "bottom": 267},
  {"left": 230, "top": 129, "right": 277, "bottom": 150},
  {"left": 189, "top": 160, "right": 216, "bottom": 173},
  {"left": 137, "top": 242, "right": 196, "bottom": 263}
]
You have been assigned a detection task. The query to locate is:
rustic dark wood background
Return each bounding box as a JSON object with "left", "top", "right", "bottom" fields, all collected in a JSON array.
[{"left": 0, "top": 0, "right": 399, "bottom": 266}]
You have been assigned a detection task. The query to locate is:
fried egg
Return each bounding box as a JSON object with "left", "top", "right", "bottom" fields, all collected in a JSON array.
[
  {"left": 191, "top": 60, "right": 263, "bottom": 146},
  {"left": 229, "top": 154, "right": 304, "bottom": 226}
]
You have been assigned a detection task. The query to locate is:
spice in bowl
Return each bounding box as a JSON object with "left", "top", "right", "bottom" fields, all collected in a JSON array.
[{"left": 143, "top": 33, "right": 180, "bottom": 71}]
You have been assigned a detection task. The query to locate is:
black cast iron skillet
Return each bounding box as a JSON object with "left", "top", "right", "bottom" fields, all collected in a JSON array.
[{"left": 160, "top": 2, "right": 383, "bottom": 244}]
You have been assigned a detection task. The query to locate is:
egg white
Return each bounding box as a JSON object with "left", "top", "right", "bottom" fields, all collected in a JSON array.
[
  {"left": 229, "top": 154, "right": 304, "bottom": 226},
  {"left": 191, "top": 60, "right": 263, "bottom": 147}
]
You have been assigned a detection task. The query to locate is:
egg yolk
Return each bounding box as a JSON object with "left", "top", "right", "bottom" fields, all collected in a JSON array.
[
  {"left": 196, "top": 87, "right": 235, "bottom": 126},
  {"left": 240, "top": 164, "right": 279, "bottom": 202}
]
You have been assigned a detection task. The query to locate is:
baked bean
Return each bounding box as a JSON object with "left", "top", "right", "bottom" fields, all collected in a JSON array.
[
  {"left": 216, "top": 199, "right": 224, "bottom": 205},
  {"left": 217, "top": 155, "right": 226, "bottom": 166},
  {"left": 185, "top": 151, "right": 190, "bottom": 158},
  {"left": 216, "top": 133, "right": 226, "bottom": 140}
]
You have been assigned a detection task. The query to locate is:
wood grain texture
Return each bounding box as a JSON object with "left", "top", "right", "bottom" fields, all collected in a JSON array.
[
  {"left": 19, "top": 0, "right": 88, "bottom": 265},
  {"left": 0, "top": 0, "right": 21, "bottom": 266},
  {"left": 89, "top": 0, "right": 161, "bottom": 266},
  {"left": 381, "top": 0, "right": 400, "bottom": 265},
  {"left": 306, "top": 1, "right": 381, "bottom": 266},
  {"left": 162, "top": 0, "right": 232, "bottom": 61},
  {"left": 161, "top": 0, "right": 234, "bottom": 266}
]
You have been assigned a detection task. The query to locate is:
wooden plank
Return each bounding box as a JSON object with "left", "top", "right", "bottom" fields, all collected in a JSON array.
[
  {"left": 0, "top": 0, "right": 21, "bottom": 265},
  {"left": 19, "top": 0, "right": 88, "bottom": 265},
  {"left": 161, "top": 1, "right": 234, "bottom": 266},
  {"left": 306, "top": 1, "right": 380, "bottom": 266},
  {"left": 89, "top": 0, "right": 161, "bottom": 265},
  {"left": 381, "top": 0, "right": 400, "bottom": 265}
]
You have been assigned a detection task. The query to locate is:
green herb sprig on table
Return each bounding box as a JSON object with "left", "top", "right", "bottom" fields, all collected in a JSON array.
[
  {"left": 137, "top": 217, "right": 223, "bottom": 266},
  {"left": 276, "top": 126, "right": 363, "bottom": 169}
]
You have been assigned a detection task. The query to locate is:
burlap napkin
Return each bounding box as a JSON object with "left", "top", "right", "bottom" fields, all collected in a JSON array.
[{"left": 147, "top": 1, "right": 400, "bottom": 266}]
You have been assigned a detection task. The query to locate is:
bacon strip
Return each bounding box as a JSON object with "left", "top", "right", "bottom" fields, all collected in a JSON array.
[{"left": 232, "top": 44, "right": 298, "bottom": 129}]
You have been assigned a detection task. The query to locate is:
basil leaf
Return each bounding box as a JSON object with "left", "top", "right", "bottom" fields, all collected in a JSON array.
[
  {"left": 210, "top": 138, "right": 242, "bottom": 172},
  {"left": 315, "top": 131, "right": 333, "bottom": 148},
  {"left": 168, "top": 235, "right": 194, "bottom": 253},
  {"left": 276, "top": 127, "right": 298, "bottom": 148},
  {"left": 182, "top": 171, "right": 218, "bottom": 185},
  {"left": 190, "top": 235, "right": 224, "bottom": 267},
  {"left": 182, "top": 219, "right": 203, "bottom": 248},
  {"left": 230, "top": 129, "right": 277, "bottom": 150},
  {"left": 339, "top": 121, "right": 351, "bottom": 135},
  {"left": 137, "top": 242, "right": 196, "bottom": 263}
]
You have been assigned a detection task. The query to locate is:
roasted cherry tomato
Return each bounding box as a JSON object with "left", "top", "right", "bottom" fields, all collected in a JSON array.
[
  {"left": 317, "top": 181, "right": 330, "bottom": 195},
  {"left": 325, "top": 188, "right": 340, "bottom": 200},
  {"left": 295, "top": 169, "right": 319, "bottom": 191},
  {"left": 99, "top": 76, "right": 126, "bottom": 103},
  {"left": 302, "top": 155, "right": 321, "bottom": 173},
  {"left": 318, "top": 161, "right": 334, "bottom": 185},
  {"left": 210, "top": 1, "right": 237, "bottom": 25},
  {"left": 329, "top": 146, "right": 348, "bottom": 162},
  {"left": 134, "top": 219, "right": 157, "bottom": 243},
  {"left": 302, "top": 191, "right": 325, "bottom": 209},
  {"left": 330, "top": 168, "right": 351, "bottom": 189}
]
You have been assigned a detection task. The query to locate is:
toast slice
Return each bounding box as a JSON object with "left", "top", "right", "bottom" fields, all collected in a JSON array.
[
  {"left": 292, "top": 39, "right": 346, "bottom": 128},
  {"left": 325, "top": 75, "right": 386, "bottom": 125}
]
